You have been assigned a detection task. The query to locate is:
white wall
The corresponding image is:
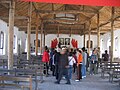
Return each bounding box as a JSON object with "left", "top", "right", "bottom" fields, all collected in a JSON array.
[
  {"left": 30, "top": 34, "right": 84, "bottom": 49},
  {"left": 101, "top": 29, "right": 120, "bottom": 58},
  {"left": 30, "top": 34, "right": 98, "bottom": 54},
  {"left": 45, "top": 34, "right": 84, "bottom": 48},
  {"left": 0, "top": 19, "right": 26, "bottom": 58}
]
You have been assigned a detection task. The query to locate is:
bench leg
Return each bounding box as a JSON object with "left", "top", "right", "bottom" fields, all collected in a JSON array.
[
  {"left": 119, "top": 80, "right": 120, "bottom": 86},
  {"left": 21, "top": 86, "right": 24, "bottom": 90},
  {"left": 35, "top": 75, "right": 37, "bottom": 90},
  {"left": 101, "top": 71, "right": 105, "bottom": 78},
  {"left": 111, "top": 75, "right": 113, "bottom": 83},
  {"left": 109, "top": 75, "right": 111, "bottom": 82},
  {"left": 30, "top": 77, "right": 32, "bottom": 90}
]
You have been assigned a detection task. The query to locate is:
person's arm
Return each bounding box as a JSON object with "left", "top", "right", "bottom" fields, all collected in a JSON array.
[{"left": 73, "top": 57, "right": 76, "bottom": 64}]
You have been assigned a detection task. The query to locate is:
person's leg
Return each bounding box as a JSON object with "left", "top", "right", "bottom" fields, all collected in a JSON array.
[
  {"left": 43, "top": 63, "right": 46, "bottom": 74},
  {"left": 94, "top": 64, "right": 97, "bottom": 74},
  {"left": 57, "top": 69, "right": 63, "bottom": 83},
  {"left": 82, "top": 65, "right": 86, "bottom": 77},
  {"left": 64, "top": 69, "right": 71, "bottom": 84},
  {"left": 96, "top": 61, "right": 99, "bottom": 74},
  {"left": 90, "top": 63, "right": 93, "bottom": 75},
  {"left": 84, "top": 66, "right": 86, "bottom": 77},
  {"left": 86, "top": 60, "right": 88, "bottom": 71},
  {"left": 46, "top": 62, "right": 49, "bottom": 75},
  {"left": 52, "top": 65, "right": 55, "bottom": 76},
  {"left": 79, "top": 64, "right": 82, "bottom": 80},
  {"left": 50, "top": 59, "right": 52, "bottom": 71},
  {"left": 73, "top": 64, "right": 76, "bottom": 73},
  {"left": 69, "top": 66, "right": 73, "bottom": 79},
  {"left": 77, "top": 64, "right": 80, "bottom": 80},
  {"left": 82, "top": 65, "right": 84, "bottom": 77},
  {"left": 55, "top": 65, "right": 59, "bottom": 80}
]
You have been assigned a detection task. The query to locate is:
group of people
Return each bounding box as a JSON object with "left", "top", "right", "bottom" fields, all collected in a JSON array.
[{"left": 42, "top": 46, "right": 109, "bottom": 85}]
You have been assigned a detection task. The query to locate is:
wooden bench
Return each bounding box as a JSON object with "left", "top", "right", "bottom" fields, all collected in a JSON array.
[
  {"left": 100, "top": 62, "right": 120, "bottom": 78},
  {"left": 0, "top": 75, "right": 32, "bottom": 90},
  {"left": 0, "top": 59, "right": 7, "bottom": 68},
  {"left": 0, "top": 68, "right": 39, "bottom": 90},
  {"left": 108, "top": 67, "right": 120, "bottom": 85},
  {"left": 16, "top": 64, "right": 44, "bottom": 82}
]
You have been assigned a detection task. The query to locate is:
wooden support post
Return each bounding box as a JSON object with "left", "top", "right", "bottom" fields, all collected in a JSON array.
[
  {"left": 69, "top": 27, "right": 72, "bottom": 37},
  {"left": 35, "top": 13, "right": 39, "bottom": 56},
  {"left": 27, "top": 2, "right": 32, "bottom": 60},
  {"left": 57, "top": 26, "right": 59, "bottom": 37},
  {"left": 43, "top": 31, "right": 45, "bottom": 47},
  {"left": 88, "top": 22, "right": 91, "bottom": 54},
  {"left": 40, "top": 22, "right": 43, "bottom": 54},
  {"left": 97, "top": 13, "right": 100, "bottom": 48},
  {"left": 111, "top": 7, "right": 115, "bottom": 62},
  {"left": 8, "top": 0, "right": 15, "bottom": 70},
  {"left": 83, "top": 24, "right": 86, "bottom": 47},
  {"left": 84, "top": 34, "right": 86, "bottom": 47}
]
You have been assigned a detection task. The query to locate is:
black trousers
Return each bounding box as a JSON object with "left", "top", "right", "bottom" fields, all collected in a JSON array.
[
  {"left": 55, "top": 65, "right": 59, "bottom": 80},
  {"left": 73, "top": 63, "right": 77, "bottom": 73},
  {"left": 43, "top": 62, "right": 49, "bottom": 75},
  {"left": 52, "top": 65, "right": 55, "bottom": 76},
  {"left": 77, "top": 64, "right": 82, "bottom": 80},
  {"left": 57, "top": 68, "right": 70, "bottom": 83}
]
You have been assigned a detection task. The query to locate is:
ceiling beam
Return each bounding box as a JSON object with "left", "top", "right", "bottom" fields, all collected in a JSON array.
[
  {"left": 36, "top": 10, "right": 98, "bottom": 14},
  {"left": 43, "top": 18, "right": 90, "bottom": 25},
  {"left": 0, "top": 16, "right": 28, "bottom": 19}
]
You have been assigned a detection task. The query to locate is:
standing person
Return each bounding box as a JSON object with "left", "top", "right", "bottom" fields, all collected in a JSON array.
[
  {"left": 55, "top": 48, "right": 71, "bottom": 84},
  {"left": 73, "top": 52, "right": 77, "bottom": 73},
  {"left": 50, "top": 48, "right": 54, "bottom": 71},
  {"left": 82, "top": 47, "right": 87, "bottom": 78},
  {"left": 75, "top": 50, "right": 83, "bottom": 82},
  {"left": 85, "top": 49, "right": 89, "bottom": 71},
  {"left": 96, "top": 47, "right": 100, "bottom": 74},
  {"left": 54, "top": 48, "right": 60, "bottom": 80},
  {"left": 42, "top": 46, "right": 50, "bottom": 75},
  {"left": 90, "top": 50, "right": 97, "bottom": 75},
  {"left": 52, "top": 51, "right": 55, "bottom": 76},
  {"left": 102, "top": 50, "right": 109, "bottom": 62},
  {"left": 68, "top": 53, "right": 76, "bottom": 79}
]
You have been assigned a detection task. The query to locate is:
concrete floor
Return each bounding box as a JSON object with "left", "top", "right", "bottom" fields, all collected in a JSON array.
[
  {"left": 38, "top": 74, "right": 119, "bottom": 90},
  {"left": 0, "top": 74, "right": 119, "bottom": 90}
]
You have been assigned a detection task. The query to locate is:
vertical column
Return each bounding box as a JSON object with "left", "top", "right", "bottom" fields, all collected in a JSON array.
[
  {"left": 84, "top": 34, "right": 86, "bottom": 47},
  {"left": 57, "top": 26, "right": 59, "bottom": 37},
  {"left": 43, "top": 31, "right": 45, "bottom": 47},
  {"left": 97, "top": 13, "right": 100, "bottom": 48},
  {"left": 8, "top": 0, "right": 15, "bottom": 70},
  {"left": 27, "top": 2, "right": 32, "bottom": 60},
  {"left": 35, "top": 13, "right": 39, "bottom": 56},
  {"left": 88, "top": 22, "right": 91, "bottom": 55},
  {"left": 40, "top": 22, "right": 43, "bottom": 54},
  {"left": 111, "top": 7, "right": 115, "bottom": 62},
  {"left": 83, "top": 24, "right": 86, "bottom": 47}
]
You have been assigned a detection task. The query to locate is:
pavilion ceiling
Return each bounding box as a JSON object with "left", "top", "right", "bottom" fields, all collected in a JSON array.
[{"left": 0, "top": 0, "right": 120, "bottom": 35}]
